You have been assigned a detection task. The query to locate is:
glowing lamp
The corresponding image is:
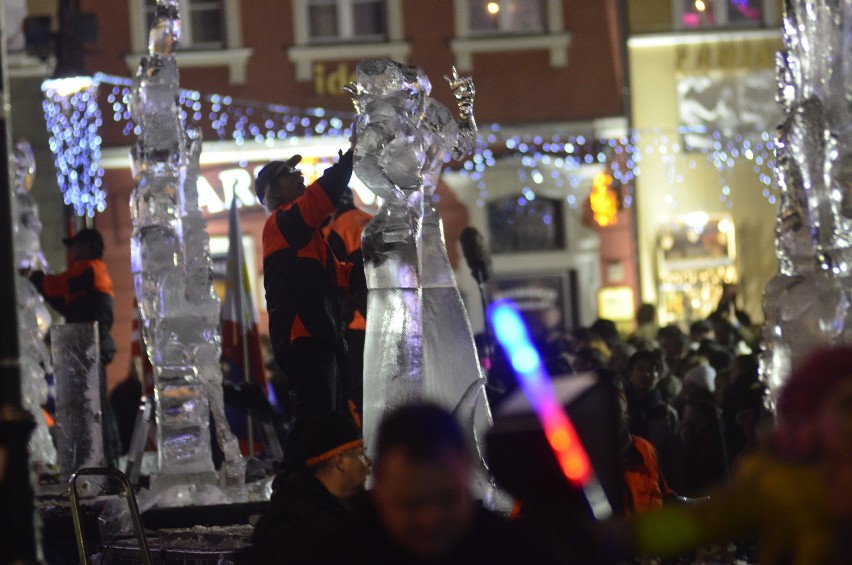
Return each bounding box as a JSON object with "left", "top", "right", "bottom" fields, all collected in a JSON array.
[{"left": 589, "top": 171, "right": 618, "bottom": 227}]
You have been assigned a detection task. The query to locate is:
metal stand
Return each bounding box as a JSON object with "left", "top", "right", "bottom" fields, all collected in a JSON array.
[{"left": 69, "top": 467, "right": 152, "bottom": 565}]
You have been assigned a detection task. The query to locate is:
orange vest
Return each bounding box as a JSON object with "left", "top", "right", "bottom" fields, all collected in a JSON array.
[{"left": 624, "top": 436, "right": 671, "bottom": 517}]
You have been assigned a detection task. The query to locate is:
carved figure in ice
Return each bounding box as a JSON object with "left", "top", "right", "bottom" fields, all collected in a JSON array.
[{"left": 349, "top": 60, "right": 492, "bottom": 481}]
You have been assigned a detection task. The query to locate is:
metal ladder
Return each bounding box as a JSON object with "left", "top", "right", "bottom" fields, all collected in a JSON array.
[{"left": 69, "top": 467, "right": 153, "bottom": 564}]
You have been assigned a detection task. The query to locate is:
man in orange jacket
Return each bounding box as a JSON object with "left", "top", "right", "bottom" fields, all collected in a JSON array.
[
  {"left": 323, "top": 187, "right": 372, "bottom": 420},
  {"left": 29, "top": 227, "right": 121, "bottom": 465},
  {"left": 256, "top": 149, "right": 354, "bottom": 466}
]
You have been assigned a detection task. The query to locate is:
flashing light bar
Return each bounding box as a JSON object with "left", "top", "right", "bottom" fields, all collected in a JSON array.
[{"left": 489, "top": 299, "right": 612, "bottom": 519}]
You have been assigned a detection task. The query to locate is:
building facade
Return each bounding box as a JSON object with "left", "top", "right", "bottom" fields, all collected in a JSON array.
[
  {"left": 626, "top": 0, "right": 783, "bottom": 327},
  {"left": 12, "top": 0, "right": 628, "bottom": 387}
]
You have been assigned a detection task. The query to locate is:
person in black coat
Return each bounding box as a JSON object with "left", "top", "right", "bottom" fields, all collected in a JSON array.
[{"left": 251, "top": 411, "right": 370, "bottom": 564}]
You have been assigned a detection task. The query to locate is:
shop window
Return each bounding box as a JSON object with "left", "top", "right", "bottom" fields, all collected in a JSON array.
[
  {"left": 307, "top": 0, "right": 386, "bottom": 43},
  {"left": 288, "top": 0, "right": 410, "bottom": 82},
  {"left": 144, "top": 0, "right": 224, "bottom": 49},
  {"left": 128, "top": 0, "right": 252, "bottom": 84},
  {"left": 487, "top": 194, "right": 564, "bottom": 254},
  {"left": 467, "top": 0, "right": 546, "bottom": 35},
  {"left": 450, "top": 0, "right": 571, "bottom": 72},
  {"left": 675, "top": 0, "right": 769, "bottom": 29}
]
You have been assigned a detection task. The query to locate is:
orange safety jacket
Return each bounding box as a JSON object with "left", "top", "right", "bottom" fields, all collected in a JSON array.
[
  {"left": 323, "top": 203, "right": 372, "bottom": 331},
  {"left": 624, "top": 435, "right": 674, "bottom": 517},
  {"left": 30, "top": 259, "right": 116, "bottom": 365},
  {"left": 263, "top": 178, "right": 350, "bottom": 369}
]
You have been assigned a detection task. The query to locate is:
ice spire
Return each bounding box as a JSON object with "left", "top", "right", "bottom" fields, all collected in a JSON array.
[
  {"left": 12, "top": 139, "right": 57, "bottom": 467},
  {"left": 762, "top": 0, "right": 852, "bottom": 403},
  {"left": 129, "top": 0, "right": 243, "bottom": 487}
]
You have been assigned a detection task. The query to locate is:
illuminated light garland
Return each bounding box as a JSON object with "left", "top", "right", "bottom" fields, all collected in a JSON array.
[
  {"left": 488, "top": 299, "right": 612, "bottom": 520},
  {"left": 94, "top": 73, "right": 779, "bottom": 211},
  {"left": 42, "top": 76, "right": 105, "bottom": 217}
]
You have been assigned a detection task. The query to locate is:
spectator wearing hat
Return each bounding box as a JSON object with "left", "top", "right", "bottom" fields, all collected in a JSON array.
[
  {"left": 256, "top": 148, "right": 354, "bottom": 467},
  {"left": 28, "top": 227, "right": 122, "bottom": 465},
  {"left": 251, "top": 411, "right": 370, "bottom": 564}
]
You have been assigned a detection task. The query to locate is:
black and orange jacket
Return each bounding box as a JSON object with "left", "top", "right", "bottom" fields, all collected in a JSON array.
[
  {"left": 30, "top": 259, "right": 116, "bottom": 365},
  {"left": 323, "top": 202, "right": 372, "bottom": 331},
  {"left": 623, "top": 435, "right": 673, "bottom": 517},
  {"left": 263, "top": 169, "right": 351, "bottom": 366}
]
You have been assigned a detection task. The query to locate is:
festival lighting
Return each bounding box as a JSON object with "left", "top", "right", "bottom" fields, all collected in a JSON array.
[
  {"left": 95, "top": 73, "right": 779, "bottom": 211},
  {"left": 489, "top": 300, "right": 612, "bottom": 519},
  {"left": 589, "top": 171, "right": 618, "bottom": 226},
  {"left": 42, "top": 76, "right": 105, "bottom": 217}
]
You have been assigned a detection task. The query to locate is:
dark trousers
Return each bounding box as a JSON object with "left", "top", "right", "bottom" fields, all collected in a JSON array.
[{"left": 279, "top": 338, "right": 346, "bottom": 469}]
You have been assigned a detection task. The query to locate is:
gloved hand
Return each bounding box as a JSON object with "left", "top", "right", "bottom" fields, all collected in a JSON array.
[{"left": 319, "top": 148, "right": 353, "bottom": 191}]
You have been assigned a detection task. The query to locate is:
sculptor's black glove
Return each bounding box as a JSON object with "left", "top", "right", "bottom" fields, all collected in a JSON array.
[{"left": 318, "top": 149, "right": 353, "bottom": 194}]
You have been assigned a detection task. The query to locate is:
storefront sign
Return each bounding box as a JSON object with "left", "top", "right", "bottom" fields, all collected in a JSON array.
[
  {"left": 675, "top": 37, "right": 778, "bottom": 73},
  {"left": 313, "top": 63, "right": 356, "bottom": 97}
]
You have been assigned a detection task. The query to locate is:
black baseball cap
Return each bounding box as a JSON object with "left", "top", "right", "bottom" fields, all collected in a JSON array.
[
  {"left": 62, "top": 228, "right": 104, "bottom": 256},
  {"left": 255, "top": 154, "right": 302, "bottom": 204}
]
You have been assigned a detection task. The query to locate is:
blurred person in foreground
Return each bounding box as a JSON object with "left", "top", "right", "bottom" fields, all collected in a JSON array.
[
  {"left": 625, "top": 345, "right": 852, "bottom": 564},
  {"left": 251, "top": 411, "right": 370, "bottom": 563},
  {"left": 318, "top": 403, "right": 556, "bottom": 564}
]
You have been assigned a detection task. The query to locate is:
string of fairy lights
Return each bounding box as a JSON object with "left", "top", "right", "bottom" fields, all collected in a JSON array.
[
  {"left": 44, "top": 73, "right": 780, "bottom": 217},
  {"left": 42, "top": 76, "right": 106, "bottom": 217}
]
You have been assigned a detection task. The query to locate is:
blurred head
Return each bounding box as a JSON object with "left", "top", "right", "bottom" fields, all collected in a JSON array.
[
  {"left": 63, "top": 228, "right": 104, "bottom": 261},
  {"left": 689, "top": 320, "right": 714, "bottom": 343},
  {"left": 636, "top": 303, "right": 657, "bottom": 326},
  {"left": 371, "top": 403, "right": 474, "bottom": 561},
  {"left": 302, "top": 412, "right": 370, "bottom": 498},
  {"left": 776, "top": 346, "right": 852, "bottom": 462},
  {"left": 626, "top": 350, "right": 663, "bottom": 394},
  {"left": 657, "top": 325, "right": 688, "bottom": 359},
  {"left": 573, "top": 346, "right": 607, "bottom": 373},
  {"left": 255, "top": 155, "right": 305, "bottom": 210}
]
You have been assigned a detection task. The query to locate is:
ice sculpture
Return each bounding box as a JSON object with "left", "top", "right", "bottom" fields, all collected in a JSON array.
[
  {"left": 12, "top": 139, "right": 56, "bottom": 466},
  {"left": 350, "top": 60, "right": 493, "bottom": 477},
  {"left": 762, "top": 1, "right": 852, "bottom": 404},
  {"left": 129, "top": 0, "right": 243, "bottom": 485},
  {"left": 52, "top": 323, "right": 103, "bottom": 479}
]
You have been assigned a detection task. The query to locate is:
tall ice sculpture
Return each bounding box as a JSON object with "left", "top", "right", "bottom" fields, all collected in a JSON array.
[
  {"left": 762, "top": 0, "right": 852, "bottom": 404},
  {"left": 349, "top": 60, "right": 493, "bottom": 488},
  {"left": 12, "top": 140, "right": 56, "bottom": 467},
  {"left": 129, "top": 0, "right": 243, "bottom": 490}
]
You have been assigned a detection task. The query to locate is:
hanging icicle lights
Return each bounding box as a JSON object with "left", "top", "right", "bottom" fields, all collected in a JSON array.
[
  {"left": 95, "top": 73, "right": 779, "bottom": 210},
  {"left": 42, "top": 76, "right": 105, "bottom": 217}
]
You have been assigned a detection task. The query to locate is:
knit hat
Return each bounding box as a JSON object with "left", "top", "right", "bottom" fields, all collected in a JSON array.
[
  {"left": 302, "top": 411, "right": 363, "bottom": 467},
  {"left": 255, "top": 154, "right": 301, "bottom": 204},
  {"left": 777, "top": 345, "right": 852, "bottom": 421},
  {"left": 683, "top": 365, "right": 716, "bottom": 392},
  {"left": 62, "top": 228, "right": 105, "bottom": 257}
]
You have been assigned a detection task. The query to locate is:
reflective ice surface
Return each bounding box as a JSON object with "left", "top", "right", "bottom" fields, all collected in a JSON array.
[
  {"left": 763, "top": 1, "right": 852, "bottom": 404},
  {"left": 352, "top": 59, "right": 493, "bottom": 494},
  {"left": 12, "top": 139, "right": 56, "bottom": 466},
  {"left": 130, "top": 0, "right": 243, "bottom": 488},
  {"left": 52, "top": 323, "right": 103, "bottom": 479}
]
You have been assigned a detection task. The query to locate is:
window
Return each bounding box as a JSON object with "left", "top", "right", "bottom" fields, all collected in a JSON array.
[
  {"left": 144, "top": 0, "right": 224, "bottom": 49},
  {"left": 468, "top": 0, "right": 546, "bottom": 35},
  {"left": 675, "top": 0, "right": 769, "bottom": 29},
  {"left": 128, "top": 0, "right": 252, "bottom": 84},
  {"left": 487, "top": 194, "right": 564, "bottom": 253},
  {"left": 450, "top": 0, "right": 571, "bottom": 72},
  {"left": 288, "top": 0, "right": 410, "bottom": 82},
  {"left": 307, "top": 0, "right": 386, "bottom": 43}
]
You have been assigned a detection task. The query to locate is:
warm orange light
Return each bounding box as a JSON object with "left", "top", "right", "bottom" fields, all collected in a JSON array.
[
  {"left": 487, "top": 2, "right": 500, "bottom": 15},
  {"left": 695, "top": 0, "right": 706, "bottom": 12},
  {"left": 590, "top": 171, "right": 618, "bottom": 227}
]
